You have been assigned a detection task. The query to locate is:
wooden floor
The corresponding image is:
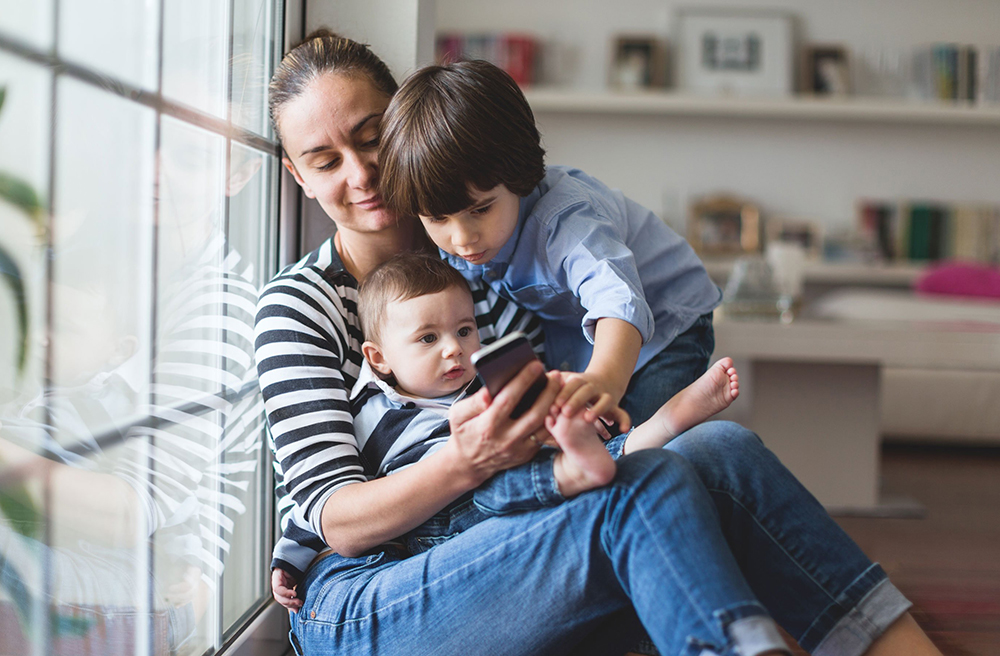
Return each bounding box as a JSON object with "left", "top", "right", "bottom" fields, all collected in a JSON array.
[{"left": 788, "top": 443, "right": 1000, "bottom": 656}]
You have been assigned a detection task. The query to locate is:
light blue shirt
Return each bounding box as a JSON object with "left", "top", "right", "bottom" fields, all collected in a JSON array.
[{"left": 442, "top": 166, "right": 722, "bottom": 374}]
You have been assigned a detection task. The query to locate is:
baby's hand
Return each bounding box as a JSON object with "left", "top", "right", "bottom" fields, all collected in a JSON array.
[
  {"left": 553, "top": 372, "right": 631, "bottom": 433},
  {"left": 272, "top": 567, "right": 303, "bottom": 612}
]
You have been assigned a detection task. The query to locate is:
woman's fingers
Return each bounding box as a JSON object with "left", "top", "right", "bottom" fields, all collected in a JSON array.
[
  {"left": 448, "top": 384, "right": 492, "bottom": 427},
  {"left": 271, "top": 569, "right": 302, "bottom": 611},
  {"left": 509, "top": 370, "right": 561, "bottom": 443}
]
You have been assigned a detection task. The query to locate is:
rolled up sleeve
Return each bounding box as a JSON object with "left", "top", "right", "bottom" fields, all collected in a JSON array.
[{"left": 548, "top": 202, "right": 655, "bottom": 345}]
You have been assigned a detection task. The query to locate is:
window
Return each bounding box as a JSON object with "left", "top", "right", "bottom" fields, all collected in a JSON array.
[{"left": 0, "top": 1, "right": 284, "bottom": 654}]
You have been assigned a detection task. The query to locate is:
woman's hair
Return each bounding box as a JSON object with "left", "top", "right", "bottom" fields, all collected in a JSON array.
[
  {"left": 268, "top": 28, "right": 398, "bottom": 142},
  {"left": 358, "top": 253, "right": 471, "bottom": 344},
  {"left": 378, "top": 60, "right": 546, "bottom": 219}
]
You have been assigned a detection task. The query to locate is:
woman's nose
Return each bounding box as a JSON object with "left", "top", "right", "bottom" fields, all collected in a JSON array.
[{"left": 345, "top": 151, "right": 376, "bottom": 189}]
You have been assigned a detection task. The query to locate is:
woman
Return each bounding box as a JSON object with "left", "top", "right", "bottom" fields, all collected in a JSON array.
[{"left": 256, "top": 30, "right": 940, "bottom": 656}]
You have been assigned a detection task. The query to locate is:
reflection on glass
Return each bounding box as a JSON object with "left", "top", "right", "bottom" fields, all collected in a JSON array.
[
  {"left": 163, "top": 1, "right": 229, "bottom": 119},
  {"left": 231, "top": 0, "right": 277, "bottom": 137},
  {"left": 59, "top": 0, "right": 158, "bottom": 91},
  {"left": 0, "top": 0, "right": 53, "bottom": 51}
]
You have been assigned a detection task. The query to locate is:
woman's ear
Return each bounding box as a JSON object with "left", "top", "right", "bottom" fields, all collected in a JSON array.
[
  {"left": 362, "top": 340, "right": 392, "bottom": 376},
  {"left": 282, "top": 156, "right": 316, "bottom": 199}
]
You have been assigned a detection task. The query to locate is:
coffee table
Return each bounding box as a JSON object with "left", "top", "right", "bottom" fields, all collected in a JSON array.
[{"left": 712, "top": 292, "right": 1000, "bottom": 514}]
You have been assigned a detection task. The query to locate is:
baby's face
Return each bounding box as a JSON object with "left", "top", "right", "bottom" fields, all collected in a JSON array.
[
  {"left": 375, "top": 285, "right": 480, "bottom": 399},
  {"left": 418, "top": 184, "right": 521, "bottom": 266}
]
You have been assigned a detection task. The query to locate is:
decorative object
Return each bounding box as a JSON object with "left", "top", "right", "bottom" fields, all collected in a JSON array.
[
  {"left": 802, "top": 44, "right": 850, "bottom": 95},
  {"left": 687, "top": 194, "right": 761, "bottom": 255},
  {"left": 765, "top": 217, "right": 823, "bottom": 258},
  {"left": 610, "top": 35, "right": 664, "bottom": 89},
  {"left": 674, "top": 9, "right": 794, "bottom": 96}
]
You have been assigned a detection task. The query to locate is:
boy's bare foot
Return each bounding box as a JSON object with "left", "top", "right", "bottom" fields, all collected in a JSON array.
[
  {"left": 624, "top": 357, "right": 739, "bottom": 454},
  {"left": 547, "top": 412, "right": 616, "bottom": 497}
]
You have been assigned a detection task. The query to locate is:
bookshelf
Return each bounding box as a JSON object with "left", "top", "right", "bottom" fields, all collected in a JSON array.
[{"left": 523, "top": 88, "right": 1000, "bottom": 127}]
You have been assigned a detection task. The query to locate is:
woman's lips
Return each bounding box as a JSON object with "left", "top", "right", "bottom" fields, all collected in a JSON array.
[{"left": 354, "top": 195, "right": 383, "bottom": 210}]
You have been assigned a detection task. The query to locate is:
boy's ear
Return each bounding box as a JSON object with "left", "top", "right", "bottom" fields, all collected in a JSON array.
[
  {"left": 362, "top": 340, "right": 393, "bottom": 376},
  {"left": 282, "top": 156, "right": 316, "bottom": 199}
]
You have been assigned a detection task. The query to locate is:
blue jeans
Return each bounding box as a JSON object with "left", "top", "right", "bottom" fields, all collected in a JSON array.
[
  {"left": 621, "top": 312, "right": 715, "bottom": 427},
  {"left": 290, "top": 448, "right": 788, "bottom": 656}
]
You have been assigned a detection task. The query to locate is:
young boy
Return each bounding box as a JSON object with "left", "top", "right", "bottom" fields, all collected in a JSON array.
[{"left": 378, "top": 60, "right": 725, "bottom": 429}]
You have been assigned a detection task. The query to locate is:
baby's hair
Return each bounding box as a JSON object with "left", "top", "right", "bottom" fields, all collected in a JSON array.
[
  {"left": 268, "top": 27, "right": 398, "bottom": 142},
  {"left": 358, "top": 253, "right": 472, "bottom": 344},
  {"left": 378, "top": 60, "right": 546, "bottom": 219}
]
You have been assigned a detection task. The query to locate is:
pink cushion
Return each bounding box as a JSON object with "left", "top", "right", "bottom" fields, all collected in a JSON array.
[{"left": 915, "top": 262, "right": 1000, "bottom": 299}]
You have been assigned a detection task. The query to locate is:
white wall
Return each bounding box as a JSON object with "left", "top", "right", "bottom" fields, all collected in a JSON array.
[{"left": 435, "top": 0, "right": 1000, "bottom": 235}]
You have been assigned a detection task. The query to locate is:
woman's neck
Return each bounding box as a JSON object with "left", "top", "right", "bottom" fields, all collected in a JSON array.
[{"left": 334, "top": 220, "right": 431, "bottom": 281}]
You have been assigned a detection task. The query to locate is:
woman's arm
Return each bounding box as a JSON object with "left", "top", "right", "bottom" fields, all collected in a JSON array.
[{"left": 319, "top": 362, "right": 560, "bottom": 557}]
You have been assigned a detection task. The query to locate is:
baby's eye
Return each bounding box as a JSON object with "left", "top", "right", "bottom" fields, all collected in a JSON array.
[
  {"left": 419, "top": 334, "right": 437, "bottom": 344},
  {"left": 458, "top": 326, "right": 472, "bottom": 337}
]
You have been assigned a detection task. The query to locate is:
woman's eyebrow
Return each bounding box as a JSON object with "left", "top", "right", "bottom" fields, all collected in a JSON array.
[{"left": 299, "top": 112, "right": 384, "bottom": 157}]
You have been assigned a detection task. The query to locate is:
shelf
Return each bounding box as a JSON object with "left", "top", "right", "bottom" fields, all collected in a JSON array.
[
  {"left": 702, "top": 258, "right": 927, "bottom": 287},
  {"left": 523, "top": 88, "right": 1000, "bottom": 127}
]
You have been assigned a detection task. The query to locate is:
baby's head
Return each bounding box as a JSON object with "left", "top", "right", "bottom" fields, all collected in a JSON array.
[
  {"left": 359, "top": 253, "right": 480, "bottom": 399},
  {"left": 378, "top": 60, "right": 546, "bottom": 266}
]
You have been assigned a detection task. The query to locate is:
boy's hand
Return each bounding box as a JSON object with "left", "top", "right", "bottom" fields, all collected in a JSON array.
[
  {"left": 272, "top": 567, "right": 303, "bottom": 612},
  {"left": 553, "top": 372, "right": 631, "bottom": 433}
]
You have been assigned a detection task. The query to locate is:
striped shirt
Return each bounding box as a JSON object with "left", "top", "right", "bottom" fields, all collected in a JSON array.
[{"left": 254, "top": 238, "right": 544, "bottom": 577}]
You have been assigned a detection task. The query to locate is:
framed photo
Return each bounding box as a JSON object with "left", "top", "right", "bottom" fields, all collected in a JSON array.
[
  {"left": 801, "top": 44, "right": 850, "bottom": 95},
  {"left": 610, "top": 35, "right": 665, "bottom": 89},
  {"left": 674, "top": 9, "right": 794, "bottom": 96},
  {"left": 688, "top": 195, "right": 761, "bottom": 255},
  {"left": 765, "top": 217, "right": 824, "bottom": 258}
]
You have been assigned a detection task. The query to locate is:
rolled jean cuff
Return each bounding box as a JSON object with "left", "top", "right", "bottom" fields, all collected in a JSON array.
[
  {"left": 473, "top": 447, "right": 565, "bottom": 514},
  {"left": 727, "top": 615, "right": 791, "bottom": 656},
  {"left": 604, "top": 428, "right": 633, "bottom": 459},
  {"left": 812, "top": 576, "right": 912, "bottom": 656},
  {"left": 529, "top": 447, "right": 565, "bottom": 507}
]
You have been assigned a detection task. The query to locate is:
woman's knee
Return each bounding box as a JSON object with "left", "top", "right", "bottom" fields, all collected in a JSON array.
[
  {"left": 612, "top": 447, "right": 703, "bottom": 494},
  {"left": 666, "top": 420, "right": 767, "bottom": 466}
]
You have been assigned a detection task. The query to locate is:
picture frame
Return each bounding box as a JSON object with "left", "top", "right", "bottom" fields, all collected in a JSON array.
[
  {"left": 688, "top": 195, "right": 761, "bottom": 255},
  {"left": 801, "top": 44, "right": 851, "bottom": 96},
  {"left": 765, "top": 217, "right": 824, "bottom": 259},
  {"left": 610, "top": 35, "right": 665, "bottom": 89},
  {"left": 674, "top": 9, "right": 795, "bottom": 97}
]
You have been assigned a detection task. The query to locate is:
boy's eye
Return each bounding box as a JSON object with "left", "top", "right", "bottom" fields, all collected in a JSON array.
[
  {"left": 419, "top": 334, "right": 437, "bottom": 344},
  {"left": 458, "top": 326, "right": 472, "bottom": 337},
  {"left": 422, "top": 215, "right": 446, "bottom": 224},
  {"left": 470, "top": 204, "right": 492, "bottom": 216}
]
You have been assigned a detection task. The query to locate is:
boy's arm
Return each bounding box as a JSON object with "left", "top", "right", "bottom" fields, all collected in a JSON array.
[{"left": 555, "top": 317, "right": 639, "bottom": 430}]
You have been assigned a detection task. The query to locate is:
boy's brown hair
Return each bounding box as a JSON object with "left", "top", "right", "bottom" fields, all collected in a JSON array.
[
  {"left": 358, "top": 253, "right": 473, "bottom": 344},
  {"left": 378, "top": 60, "right": 546, "bottom": 219}
]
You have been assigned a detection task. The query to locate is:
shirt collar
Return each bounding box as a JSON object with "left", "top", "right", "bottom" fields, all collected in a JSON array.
[{"left": 349, "top": 360, "right": 478, "bottom": 409}]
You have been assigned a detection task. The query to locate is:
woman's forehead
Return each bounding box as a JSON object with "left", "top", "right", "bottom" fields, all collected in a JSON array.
[{"left": 280, "top": 73, "right": 389, "bottom": 144}]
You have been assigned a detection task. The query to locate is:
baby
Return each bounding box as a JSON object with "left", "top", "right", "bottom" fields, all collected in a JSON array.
[{"left": 355, "top": 253, "right": 740, "bottom": 500}]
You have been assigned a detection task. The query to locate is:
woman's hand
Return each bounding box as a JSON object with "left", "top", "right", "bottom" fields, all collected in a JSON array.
[
  {"left": 446, "top": 360, "right": 562, "bottom": 486},
  {"left": 272, "top": 567, "right": 302, "bottom": 612}
]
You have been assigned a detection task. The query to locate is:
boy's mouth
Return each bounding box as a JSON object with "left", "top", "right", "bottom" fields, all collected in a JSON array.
[{"left": 459, "top": 251, "right": 486, "bottom": 263}]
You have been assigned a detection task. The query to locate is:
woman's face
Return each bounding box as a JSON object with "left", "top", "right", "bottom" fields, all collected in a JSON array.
[{"left": 279, "top": 72, "right": 395, "bottom": 233}]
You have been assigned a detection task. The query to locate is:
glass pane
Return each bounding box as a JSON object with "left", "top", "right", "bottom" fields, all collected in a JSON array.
[
  {"left": 231, "top": 0, "right": 277, "bottom": 137},
  {"left": 0, "top": 53, "right": 49, "bottom": 405},
  {"left": 0, "top": 53, "right": 50, "bottom": 656},
  {"left": 220, "top": 143, "right": 272, "bottom": 631},
  {"left": 59, "top": 0, "right": 158, "bottom": 91},
  {"left": 0, "top": 0, "right": 53, "bottom": 51},
  {"left": 163, "top": 0, "right": 230, "bottom": 120}
]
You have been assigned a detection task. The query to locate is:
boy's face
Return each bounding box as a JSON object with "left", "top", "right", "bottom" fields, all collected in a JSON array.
[
  {"left": 419, "top": 184, "right": 521, "bottom": 266},
  {"left": 366, "top": 285, "right": 480, "bottom": 399}
]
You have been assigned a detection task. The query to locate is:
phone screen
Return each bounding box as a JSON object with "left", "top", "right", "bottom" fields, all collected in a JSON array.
[{"left": 471, "top": 332, "right": 547, "bottom": 419}]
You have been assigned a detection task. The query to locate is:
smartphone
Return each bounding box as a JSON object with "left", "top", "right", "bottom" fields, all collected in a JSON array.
[{"left": 471, "top": 332, "right": 547, "bottom": 419}]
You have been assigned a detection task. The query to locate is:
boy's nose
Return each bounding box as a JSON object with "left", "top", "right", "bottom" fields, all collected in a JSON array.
[{"left": 452, "top": 225, "right": 478, "bottom": 248}]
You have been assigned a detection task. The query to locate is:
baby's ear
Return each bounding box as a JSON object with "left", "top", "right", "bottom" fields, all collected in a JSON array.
[{"left": 362, "top": 340, "right": 393, "bottom": 376}]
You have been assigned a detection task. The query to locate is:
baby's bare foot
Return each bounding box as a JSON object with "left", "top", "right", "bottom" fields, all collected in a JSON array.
[
  {"left": 547, "top": 413, "right": 616, "bottom": 497},
  {"left": 659, "top": 357, "right": 739, "bottom": 437},
  {"left": 624, "top": 358, "right": 739, "bottom": 454}
]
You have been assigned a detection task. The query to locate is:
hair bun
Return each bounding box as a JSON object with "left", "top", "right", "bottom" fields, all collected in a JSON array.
[{"left": 294, "top": 27, "right": 341, "bottom": 48}]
